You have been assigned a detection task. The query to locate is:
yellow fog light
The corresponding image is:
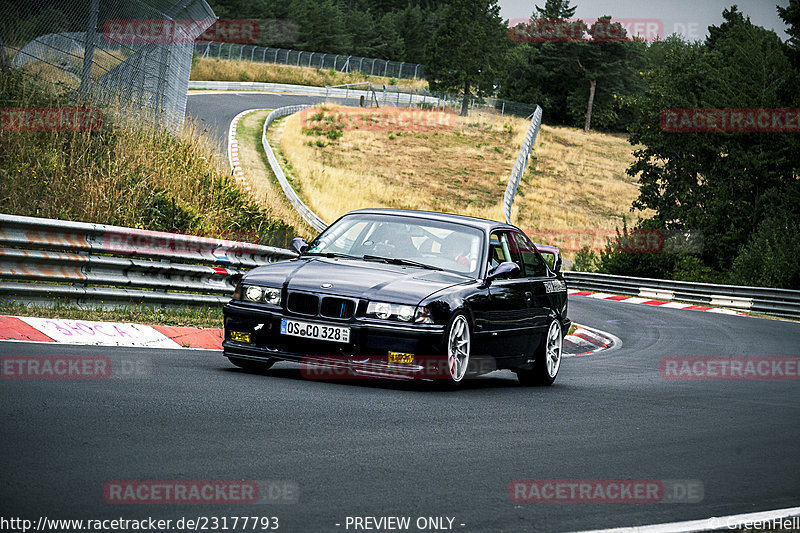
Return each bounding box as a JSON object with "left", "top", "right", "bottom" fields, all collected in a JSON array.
[
  {"left": 388, "top": 352, "right": 414, "bottom": 364},
  {"left": 230, "top": 331, "right": 252, "bottom": 343}
]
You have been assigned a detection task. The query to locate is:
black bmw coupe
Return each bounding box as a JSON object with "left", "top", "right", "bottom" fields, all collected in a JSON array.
[{"left": 223, "top": 209, "right": 570, "bottom": 385}]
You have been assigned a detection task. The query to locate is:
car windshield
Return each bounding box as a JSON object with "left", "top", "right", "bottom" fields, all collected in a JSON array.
[{"left": 304, "top": 214, "right": 485, "bottom": 277}]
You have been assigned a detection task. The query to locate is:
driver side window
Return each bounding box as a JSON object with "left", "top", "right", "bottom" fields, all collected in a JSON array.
[
  {"left": 488, "top": 232, "right": 523, "bottom": 279},
  {"left": 512, "top": 231, "right": 549, "bottom": 278}
]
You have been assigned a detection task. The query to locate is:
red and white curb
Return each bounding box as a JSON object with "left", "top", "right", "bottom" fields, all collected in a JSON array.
[
  {"left": 564, "top": 324, "right": 619, "bottom": 356},
  {"left": 0, "top": 315, "right": 615, "bottom": 356},
  {"left": 0, "top": 316, "right": 222, "bottom": 350},
  {"left": 568, "top": 289, "right": 749, "bottom": 316},
  {"left": 227, "top": 108, "right": 270, "bottom": 194}
]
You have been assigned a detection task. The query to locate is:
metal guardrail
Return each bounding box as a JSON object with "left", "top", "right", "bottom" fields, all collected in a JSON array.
[
  {"left": 504, "top": 105, "right": 543, "bottom": 224},
  {"left": 563, "top": 271, "right": 800, "bottom": 319},
  {"left": 0, "top": 214, "right": 296, "bottom": 308},
  {"left": 261, "top": 106, "right": 328, "bottom": 233},
  {"left": 189, "top": 80, "right": 444, "bottom": 108},
  {"left": 188, "top": 81, "right": 539, "bottom": 117}
]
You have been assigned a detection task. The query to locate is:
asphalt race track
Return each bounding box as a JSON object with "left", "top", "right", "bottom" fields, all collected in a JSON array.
[
  {"left": 2, "top": 296, "right": 799, "bottom": 532},
  {"left": 2, "top": 94, "right": 798, "bottom": 532},
  {"left": 185, "top": 91, "right": 349, "bottom": 153}
]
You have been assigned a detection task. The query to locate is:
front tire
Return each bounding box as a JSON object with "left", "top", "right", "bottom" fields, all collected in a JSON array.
[
  {"left": 445, "top": 313, "right": 471, "bottom": 384},
  {"left": 227, "top": 356, "right": 275, "bottom": 372},
  {"left": 517, "top": 319, "right": 562, "bottom": 386}
]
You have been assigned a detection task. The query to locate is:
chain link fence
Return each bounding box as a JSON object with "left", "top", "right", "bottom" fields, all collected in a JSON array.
[
  {"left": 195, "top": 41, "right": 426, "bottom": 80},
  {"left": 2, "top": 0, "right": 215, "bottom": 134},
  {"left": 322, "top": 82, "right": 540, "bottom": 119}
]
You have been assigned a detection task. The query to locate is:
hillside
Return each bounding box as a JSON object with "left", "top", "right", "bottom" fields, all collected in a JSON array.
[{"left": 273, "top": 105, "right": 645, "bottom": 255}]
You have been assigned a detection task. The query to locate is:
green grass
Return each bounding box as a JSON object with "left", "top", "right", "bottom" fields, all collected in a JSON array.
[
  {"left": 0, "top": 69, "right": 299, "bottom": 247},
  {"left": 0, "top": 302, "right": 224, "bottom": 329}
]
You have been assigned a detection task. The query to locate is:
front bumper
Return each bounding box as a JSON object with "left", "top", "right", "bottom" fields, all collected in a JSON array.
[{"left": 223, "top": 301, "right": 448, "bottom": 379}]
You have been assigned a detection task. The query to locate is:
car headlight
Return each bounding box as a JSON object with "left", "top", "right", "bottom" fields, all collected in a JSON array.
[
  {"left": 242, "top": 285, "right": 281, "bottom": 306},
  {"left": 366, "top": 301, "right": 416, "bottom": 322}
]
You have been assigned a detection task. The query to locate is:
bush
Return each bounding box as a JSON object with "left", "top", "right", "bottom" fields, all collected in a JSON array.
[
  {"left": 729, "top": 211, "right": 800, "bottom": 290},
  {"left": 573, "top": 246, "right": 598, "bottom": 272},
  {"left": 669, "top": 255, "right": 720, "bottom": 284},
  {"left": 596, "top": 219, "right": 677, "bottom": 278}
]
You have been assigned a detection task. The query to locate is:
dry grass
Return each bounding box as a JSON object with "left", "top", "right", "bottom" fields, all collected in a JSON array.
[
  {"left": 191, "top": 57, "right": 428, "bottom": 89},
  {"left": 517, "top": 125, "right": 649, "bottom": 232},
  {"left": 276, "top": 104, "right": 646, "bottom": 251},
  {"left": 235, "top": 110, "right": 315, "bottom": 239}
]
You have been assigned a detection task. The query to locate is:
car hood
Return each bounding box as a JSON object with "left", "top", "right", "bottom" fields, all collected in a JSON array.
[{"left": 243, "top": 257, "right": 471, "bottom": 304}]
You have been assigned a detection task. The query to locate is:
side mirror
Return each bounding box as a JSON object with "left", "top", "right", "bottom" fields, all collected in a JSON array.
[
  {"left": 291, "top": 237, "right": 309, "bottom": 254},
  {"left": 486, "top": 261, "right": 520, "bottom": 282}
]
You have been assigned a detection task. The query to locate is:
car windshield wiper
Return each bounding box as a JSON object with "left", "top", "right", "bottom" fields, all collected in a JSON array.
[
  {"left": 302, "top": 252, "right": 359, "bottom": 259},
  {"left": 362, "top": 255, "right": 442, "bottom": 271}
]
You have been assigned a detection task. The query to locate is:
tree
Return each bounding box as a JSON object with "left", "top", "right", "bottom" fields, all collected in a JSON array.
[
  {"left": 626, "top": 14, "right": 800, "bottom": 275},
  {"left": 778, "top": 0, "right": 800, "bottom": 69},
  {"left": 289, "top": 0, "right": 351, "bottom": 54},
  {"left": 569, "top": 18, "right": 646, "bottom": 132},
  {"left": 533, "top": 0, "right": 577, "bottom": 19},
  {"left": 425, "top": 0, "right": 509, "bottom": 116}
]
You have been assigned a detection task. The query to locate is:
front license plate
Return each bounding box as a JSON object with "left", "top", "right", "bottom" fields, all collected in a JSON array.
[{"left": 280, "top": 319, "right": 350, "bottom": 343}]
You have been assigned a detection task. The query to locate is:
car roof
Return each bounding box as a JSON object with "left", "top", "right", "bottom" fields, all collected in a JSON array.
[{"left": 346, "top": 208, "right": 518, "bottom": 233}]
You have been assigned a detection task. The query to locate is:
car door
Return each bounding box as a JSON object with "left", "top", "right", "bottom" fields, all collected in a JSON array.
[
  {"left": 510, "top": 231, "right": 553, "bottom": 345},
  {"left": 480, "top": 231, "right": 534, "bottom": 358}
]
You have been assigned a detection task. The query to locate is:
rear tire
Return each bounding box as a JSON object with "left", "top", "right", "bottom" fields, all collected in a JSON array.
[
  {"left": 227, "top": 357, "right": 275, "bottom": 372},
  {"left": 516, "top": 319, "right": 562, "bottom": 386}
]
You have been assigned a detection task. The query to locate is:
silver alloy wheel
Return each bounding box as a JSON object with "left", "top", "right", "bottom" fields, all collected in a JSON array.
[
  {"left": 545, "top": 320, "right": 562, "bottom": 378},
  {"left": 447, "top": 314, "right": 470, "bottom": 382}
]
